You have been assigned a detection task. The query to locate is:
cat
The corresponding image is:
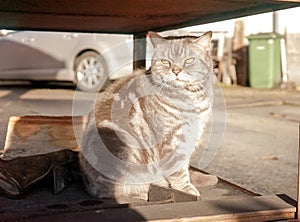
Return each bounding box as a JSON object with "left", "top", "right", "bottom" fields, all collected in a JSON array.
[{"left": 79, "top": 31, "right": 214, "bottom": 200}]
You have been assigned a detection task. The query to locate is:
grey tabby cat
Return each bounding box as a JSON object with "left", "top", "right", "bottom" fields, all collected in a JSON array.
[{"left": 79, "top": 31, "right": 214, "bottom": 200}]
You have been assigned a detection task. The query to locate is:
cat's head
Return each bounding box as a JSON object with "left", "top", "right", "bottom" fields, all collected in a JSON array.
[{"left": 148, "top": 31, "right": 213, "bottom": 91}]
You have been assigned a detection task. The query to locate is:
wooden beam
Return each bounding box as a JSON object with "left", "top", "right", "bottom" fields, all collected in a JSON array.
[
  {"left": 20, "top": 194, "right": 296, "bottom": 221},
  {"left": 153, "top": 2, "right": 300, "bottom": 33},
  {"left": 0, "top": 1, "right": 299, "bottom": 33}
]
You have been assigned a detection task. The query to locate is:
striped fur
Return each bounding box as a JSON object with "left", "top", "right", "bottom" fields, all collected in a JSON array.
[{"left": 79, "top": 31, "right": 214, "bottom": 200}]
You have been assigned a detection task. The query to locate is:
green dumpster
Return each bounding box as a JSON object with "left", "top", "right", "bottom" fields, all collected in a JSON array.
[{"left": 248, "top": 33, "right": 282, "bottom": 88}]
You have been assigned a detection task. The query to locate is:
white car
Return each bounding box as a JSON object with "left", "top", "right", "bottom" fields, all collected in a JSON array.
[{"left": 0, "top": 30, "right": 133, "bottom": 92}]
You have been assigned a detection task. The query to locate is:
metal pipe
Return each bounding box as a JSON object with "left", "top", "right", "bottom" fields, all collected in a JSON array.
[
  {"left": 272, "top": 11, "right": 279, "bottom": 34},
  {"left": 133, "top": 32, "right": 147, "bottom": 70}
]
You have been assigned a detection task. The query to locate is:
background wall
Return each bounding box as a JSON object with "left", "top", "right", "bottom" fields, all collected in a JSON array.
[{"left": 182, "top": 7, "right": 300, "bottom": 86}]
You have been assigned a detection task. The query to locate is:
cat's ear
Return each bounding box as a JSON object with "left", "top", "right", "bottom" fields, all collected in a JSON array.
[
  {"left": 192, "top": 31, "right": 212, "bottom": 49},
  {"left": 148, "top": 32, "right": 166, "bottom": 48}
]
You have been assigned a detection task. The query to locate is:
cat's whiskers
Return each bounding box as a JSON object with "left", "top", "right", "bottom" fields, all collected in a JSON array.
[
  {"left": 148, "top": 74, "right": 173, "bottom": 92},
  {"left": 146, "top": 76, "right": 169, "bottom": 95}
]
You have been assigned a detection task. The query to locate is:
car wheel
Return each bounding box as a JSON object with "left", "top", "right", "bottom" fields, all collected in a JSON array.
[{"left": 74, "top": 51, "right": 109, "bottom": 92}]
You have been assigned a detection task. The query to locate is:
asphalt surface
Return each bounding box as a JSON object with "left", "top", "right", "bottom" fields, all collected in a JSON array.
[
  {"left": 0, "top": 81, "right": 299, "bottom": 200},
  {"left": 207, "top": 86, "right": 300, "bottom": 199}
]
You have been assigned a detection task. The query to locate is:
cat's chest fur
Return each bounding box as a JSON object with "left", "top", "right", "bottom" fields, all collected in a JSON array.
[{"left": 100, "top": 74, "right": 212, "bottom": 156}]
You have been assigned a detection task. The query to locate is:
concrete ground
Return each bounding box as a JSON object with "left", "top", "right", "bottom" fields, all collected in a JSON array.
[
  {"left": 0, "top": 81, "right": 299, "bottom": 200},
  {"left": 206, "top": 86, "right": 300, "bottom": 200}
]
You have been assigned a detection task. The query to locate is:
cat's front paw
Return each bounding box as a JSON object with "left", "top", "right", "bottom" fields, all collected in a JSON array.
[
  {"left": 180, "top": 183, "right": 200, "bottom": 196},
  {"left": 171, "top": 182, "right": 200, "bottom": 196}
]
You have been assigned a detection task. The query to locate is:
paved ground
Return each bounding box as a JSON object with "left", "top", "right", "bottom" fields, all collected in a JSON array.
[
  {"left": 206, "top": 86, "right": 300, "bottom": 199},
  {"left": 0, "top": 81, "right": 299, "bottom": 200}
]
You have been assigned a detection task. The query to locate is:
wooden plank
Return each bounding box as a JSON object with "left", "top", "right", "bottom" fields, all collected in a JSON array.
[
  {"left": 0, "top": 168, "right": 260, "bottom": 220},
  {"left": 20, "top": 194, "right": 295, "bottom": 221},
  {"left": 153, "top": 2, "right": 300, "bottom": 33},
  {"left": 0, "top": 0, "right": 299, "bottom": 33},
  {"left": 1, "top": 115, "right": 85, "bottom": 160}
]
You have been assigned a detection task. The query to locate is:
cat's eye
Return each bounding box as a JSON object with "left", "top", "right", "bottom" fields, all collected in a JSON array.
[
  {"left": 185, "top": 58, "right": 195, "bottom": 65},
  {"left": 161, "top": 59, "right": 171, "bottom": 66}
]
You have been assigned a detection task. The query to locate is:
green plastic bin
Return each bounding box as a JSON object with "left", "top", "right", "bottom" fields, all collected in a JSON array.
[{"left": 248, "top": 33, "right": 282, "bottom": 88}]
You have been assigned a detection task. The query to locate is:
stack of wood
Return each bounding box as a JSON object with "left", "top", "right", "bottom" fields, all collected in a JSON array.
[{"left": 215, "top": 20, "right": 249, "bottom": 86}]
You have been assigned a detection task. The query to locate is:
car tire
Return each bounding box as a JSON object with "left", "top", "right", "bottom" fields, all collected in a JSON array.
[{"left": 74, "top": 51, "right": 109, "bottom": 92}]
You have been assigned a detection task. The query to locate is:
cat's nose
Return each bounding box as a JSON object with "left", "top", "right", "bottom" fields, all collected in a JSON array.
[{"left": 172, "top": 66, "right": 182, "bottom": 75}]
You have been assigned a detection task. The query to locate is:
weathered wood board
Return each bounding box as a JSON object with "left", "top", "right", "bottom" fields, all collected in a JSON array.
[
  {"left": 2, "top": 194, "right": 295, "bottom": 222},
  {"left": 0, "top": 115, "right": 297, "bottom": 221},
  {"left": 0, "top": 1, "right": 300, "bottom": 33}
]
